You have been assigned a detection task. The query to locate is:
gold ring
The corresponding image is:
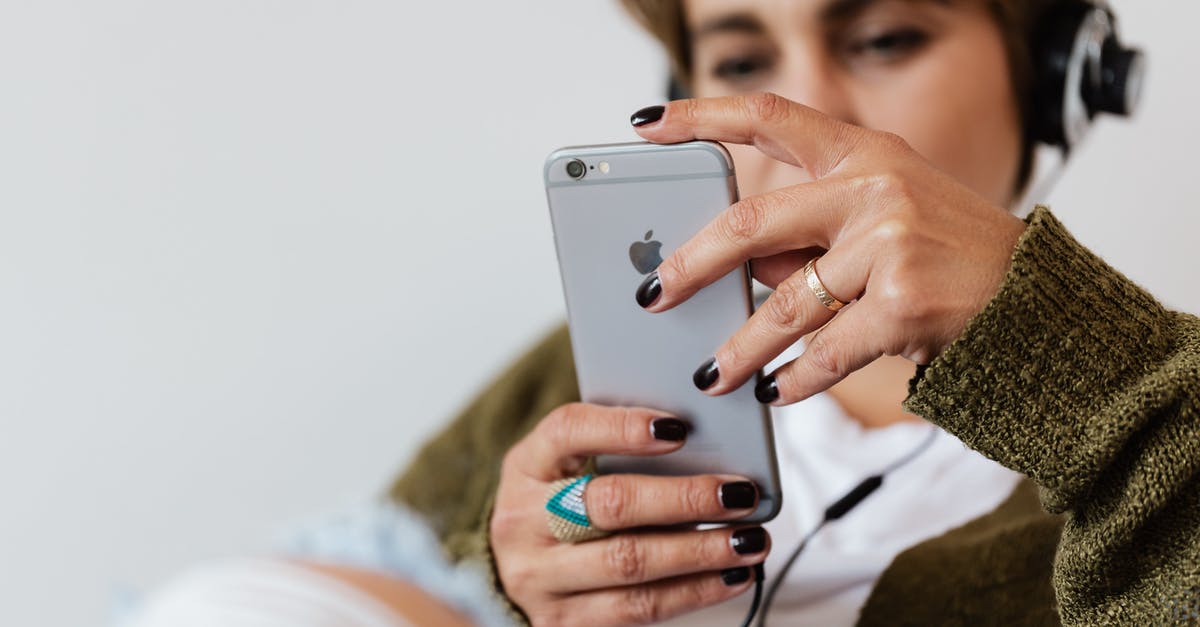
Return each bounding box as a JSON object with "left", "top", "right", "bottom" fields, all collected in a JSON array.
[{"left": 803, "top": 258, "right": 847, "bottom": 312}]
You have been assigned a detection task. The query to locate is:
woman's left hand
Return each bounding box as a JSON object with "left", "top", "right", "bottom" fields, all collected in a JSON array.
[{"left": 631, "top": 93, "right": 1028, "bottom": 405}]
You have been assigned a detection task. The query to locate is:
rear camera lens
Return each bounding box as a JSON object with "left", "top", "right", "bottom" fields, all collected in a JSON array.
[{"left": 565, "top": 159, "right": 586, "bottom": 180}]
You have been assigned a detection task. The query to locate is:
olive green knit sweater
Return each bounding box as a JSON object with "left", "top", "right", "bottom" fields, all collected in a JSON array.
[{"left": 389, "top": 207, "right": 1200, "bottom": 625}]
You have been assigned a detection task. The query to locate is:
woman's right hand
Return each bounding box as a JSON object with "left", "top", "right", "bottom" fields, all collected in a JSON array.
[{"left": 490, "top": 403, "right": 770, "bottom": 626}]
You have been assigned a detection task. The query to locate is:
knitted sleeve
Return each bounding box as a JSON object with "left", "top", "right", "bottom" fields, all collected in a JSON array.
[
  {"left": 903, "top": 206, "right": 1200, "bottom": 624},
  {"left": 386, "top": 325, "right": 579, "bottom": 622}
]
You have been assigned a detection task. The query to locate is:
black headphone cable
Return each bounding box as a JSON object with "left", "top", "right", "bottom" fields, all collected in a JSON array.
[{"left": 737, "top": 425, "right": 940, "bottom": 627}]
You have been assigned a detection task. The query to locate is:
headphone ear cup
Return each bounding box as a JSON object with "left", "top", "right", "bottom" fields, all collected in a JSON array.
[
  {"left": 1029, "top": 1, "right": 1094, "bottom": 151},
  {"left": 1030, "top": 1, "right": 1144, "bottom": 153}
]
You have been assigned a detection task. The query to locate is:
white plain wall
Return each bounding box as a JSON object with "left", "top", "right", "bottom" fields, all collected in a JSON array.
[{"left": 0, "top": 2, "right": 1195, "bottom": 625}]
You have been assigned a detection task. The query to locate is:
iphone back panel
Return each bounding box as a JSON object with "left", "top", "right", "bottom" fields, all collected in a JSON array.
[{"left": 544, "top": 141, "right": 781, "bottom": 523}]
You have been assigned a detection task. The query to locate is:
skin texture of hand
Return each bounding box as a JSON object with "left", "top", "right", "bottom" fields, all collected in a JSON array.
[
  {"left": 490, "top": 404, "right": 770, "bottom": 626},
  {"left": 632, "top": 93, "right": 1028, "bottom": 405}
]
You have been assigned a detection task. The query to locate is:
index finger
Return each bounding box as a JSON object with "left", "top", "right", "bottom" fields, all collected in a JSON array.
[
  {"left": 631, "top": 93, "right": 862, "bottom": 178},
  {"left": 638, "top": 177, "right": 852, "bottom": 313}
]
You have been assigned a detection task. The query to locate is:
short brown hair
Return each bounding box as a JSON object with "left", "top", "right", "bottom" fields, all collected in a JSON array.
[{"left": 619, "top": 0, "right": 1058, "bottom": 193}]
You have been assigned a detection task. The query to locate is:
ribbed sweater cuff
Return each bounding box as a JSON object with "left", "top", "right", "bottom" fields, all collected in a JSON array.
[{"left": 903, "top": 206, "right": 1174, "bottom": 512}]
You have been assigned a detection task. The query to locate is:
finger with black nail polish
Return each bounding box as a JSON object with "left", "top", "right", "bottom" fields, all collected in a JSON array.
[
  {"left": 719, "top": 481, "right": 757, "bottom": 509},
  {"left": 730, "top": 527, "right": 767, "bottom": 555},
  {"left": 636, "top": 271, "right": 661, "bottom": 308},
  {"left": 693, "top": 357, "right": 719, "bottom": 391},
  {"left": 721, "top": 566, "right": 752, "bottom": 586},
  {"left": 755, "top": 375, "right": 780, "bottom": 404},
  {"left": 650, "top": 417, "right": 688, "bottom": 442},
  {"left": 630, "top": 105, "right": 664, "bottom": 127}
]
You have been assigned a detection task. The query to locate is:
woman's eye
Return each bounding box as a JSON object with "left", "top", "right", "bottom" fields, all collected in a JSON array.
[
  {"left": 712, "top": 55, "right": 771, "bottom": 81},
  {"left": 849, "top": 28, "right": 929, "bottom": 60}
]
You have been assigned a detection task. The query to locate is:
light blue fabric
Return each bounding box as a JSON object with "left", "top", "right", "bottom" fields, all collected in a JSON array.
[{"left": 281, "top": 501, "right": 515, "bottom": 627}]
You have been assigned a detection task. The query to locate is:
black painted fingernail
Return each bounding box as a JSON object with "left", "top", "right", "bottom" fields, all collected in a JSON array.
[
  {"left": 721, "top": 566, "right": 752, "bottom": 586},
  {"left": 635, "top": 271, "right": 661, "bottom": 308},
  {"left": 719, "top": 481, "right": 757, "bottom": 509},
  {"left": 650, "top": 417, "right": 688, "bottom": 442},
  {"left": 731, "top": 527, "right": 767, "bottom": 555},
  {"left": 630, "top": 105, "right": 665, "bottom": 127},
  {"left": 754, "top": 376, "right": 780, "bottom": 404},
  {"left": 692, "top": 357, "right": 719, "bottom": 391}
]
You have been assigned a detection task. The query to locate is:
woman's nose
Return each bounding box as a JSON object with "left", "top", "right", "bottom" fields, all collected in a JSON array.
[{"left": 771, "top": 50, "right": 859, "bottom": 127}]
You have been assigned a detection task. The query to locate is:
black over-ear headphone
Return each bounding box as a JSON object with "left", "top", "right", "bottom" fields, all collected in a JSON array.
[
  {"left": 666, "top": 0, "right": 1144, "bottom": 155},
  {"left": 1030, "top": 0, "right": 1144, "bottom": 152}
]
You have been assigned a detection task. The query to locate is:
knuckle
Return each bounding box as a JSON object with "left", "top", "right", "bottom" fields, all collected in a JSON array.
[
  {"left": 592, "top": 476, "right": 635, "bottom": 528},
  {"left": 874, "top": 130, "right": 913, "bottom": 154},
  {"left": 678, "top": 476, "right": 717, "bottom": 518},
  {"left": 875, "top": 270, "right": 925, "bottom": 323},
  {"left": 747, "top": 91, "right": 791, "bottom": 123},
  {"left": 846, "top": 173, "right": 875, "bottom": 197},
  {"left": 621, "top": 585, "right": 664, "bottom": 624},
  {"left": 603, "top": 534, "right": 648, "bottom": 584},
  {"left": 866, "top": 171, "right": 911, "bottom": 200},
  {"left": 804, "top": 333, "right": 848, "bottom": 379},
  {"left": 875, "top": 275, "right": 908, "bottom": 312},
  {"left": 871, "top": 217, "right": 915, "bottom": 248},
  {"left": 488, "top": 498, "right": 523, "bottom": 544},
  {"left": 540, "top": 403, "right": 582, "bottom": 448},
  {"left": 766, "top": 278, "right": 811, "bottom": 332},
  {"left": 678, "top": 97, "right": 702, "bottom": 125},
  {"left": 887, "top": 289, "right": 928, "bottom": 326},
  {"left": 619, "top": 407, "right": 649, "bottom": 447},
  {"left": 694, "top": 531, "right": 731, "bottom": 567},
  {"left": 723, "top": 197, "right": 768, "bottom": 243}
]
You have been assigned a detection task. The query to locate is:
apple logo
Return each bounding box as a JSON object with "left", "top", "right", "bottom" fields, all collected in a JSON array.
[{"left": 629, "top": 230, "right": 663, "bottom": 275}]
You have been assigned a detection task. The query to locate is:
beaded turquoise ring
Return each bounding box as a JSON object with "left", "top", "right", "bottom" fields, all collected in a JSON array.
[{"left": 545, "top": 474, "right": 611, "bottom": 543}]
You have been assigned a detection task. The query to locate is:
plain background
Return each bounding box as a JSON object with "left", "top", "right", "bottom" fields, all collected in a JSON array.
[{"left": 1, "top": 1, "right": 1196, "bottom": 625}]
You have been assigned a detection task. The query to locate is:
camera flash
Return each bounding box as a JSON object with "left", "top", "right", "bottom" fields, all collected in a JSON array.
[{"left": 598, "top": 161, "right": 611, "bottom": 174}]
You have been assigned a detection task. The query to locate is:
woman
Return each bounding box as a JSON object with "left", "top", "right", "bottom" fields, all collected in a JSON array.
[
  {"left": 392, "top": 0, "right": 1198, "bottom": 625},
  {"left": 132, "top": 1, "right": 1198, "bottom": 625}
]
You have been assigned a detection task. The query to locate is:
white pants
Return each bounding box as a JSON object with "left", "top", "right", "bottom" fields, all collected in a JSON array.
[{"left": 126, "top": 558, "right": 411, "bottom": 627}]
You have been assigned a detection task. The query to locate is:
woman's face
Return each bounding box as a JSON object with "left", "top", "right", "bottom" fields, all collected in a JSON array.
[{"left": 683, "top": 0, "right": 1023, "bottom": 207}]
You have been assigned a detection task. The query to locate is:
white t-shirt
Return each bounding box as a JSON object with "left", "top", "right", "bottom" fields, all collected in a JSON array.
[{"left": 658, "top": 391, "right": 1023, "bottom": 626}]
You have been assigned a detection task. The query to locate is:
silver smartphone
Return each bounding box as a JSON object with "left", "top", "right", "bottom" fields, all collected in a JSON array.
[{"left": 544, "top": 140, "right": 781, "bottom": 523}]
